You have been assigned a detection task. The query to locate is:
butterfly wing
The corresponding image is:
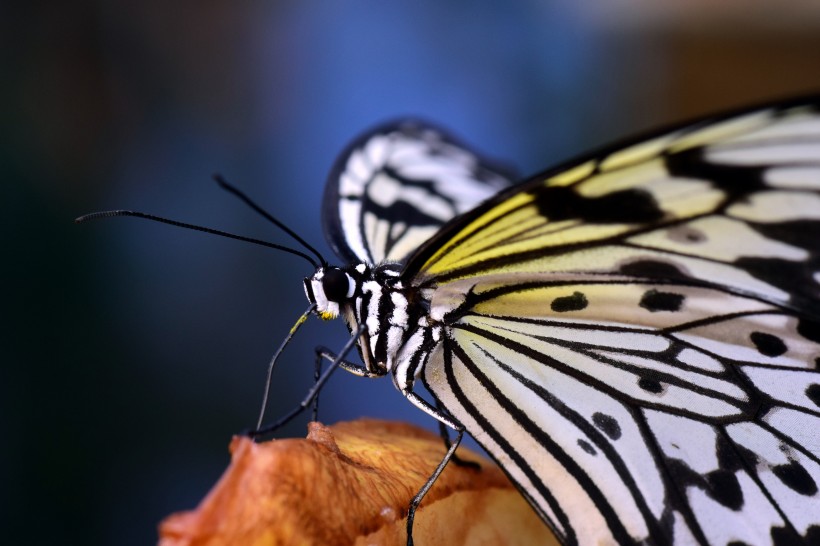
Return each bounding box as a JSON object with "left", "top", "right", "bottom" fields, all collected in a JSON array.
[
  {"left": 406, "top": 98, "right": 820, "bottom": 545},
  {"left": 322, "top": 120, "right": 516, "bottom": 265}
]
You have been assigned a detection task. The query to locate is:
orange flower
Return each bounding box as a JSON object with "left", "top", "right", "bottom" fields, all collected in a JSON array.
[{"left": 159, "top": 419, "right": 558, "bottom": 545}]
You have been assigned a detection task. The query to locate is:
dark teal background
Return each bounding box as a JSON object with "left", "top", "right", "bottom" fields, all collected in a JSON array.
[{"left": 4, "top": 2, "right": 820, "bottom": 544}]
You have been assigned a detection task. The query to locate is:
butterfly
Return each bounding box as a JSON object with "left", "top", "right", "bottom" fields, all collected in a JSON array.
[{"left": 297, "top": 97, "right": 820, "bottom": 546}]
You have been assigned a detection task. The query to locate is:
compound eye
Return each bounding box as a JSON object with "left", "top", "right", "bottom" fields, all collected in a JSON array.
[{"left": 322, "top": 268, "right": 349, "bottom": 303}]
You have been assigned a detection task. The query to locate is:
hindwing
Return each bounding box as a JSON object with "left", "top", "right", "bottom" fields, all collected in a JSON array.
[{"left": 322, "top": 120, "right": 515, "bottom": 265}]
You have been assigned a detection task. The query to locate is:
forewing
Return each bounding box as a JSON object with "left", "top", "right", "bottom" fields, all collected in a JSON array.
[
  {"left": 409, "top": 97, "right": 820, "bottom": 317},
  {"left": 411, "top": 97, "right": 820, "bottom": 545},
  {"left": 322, "top": 120, "right": 515, "bottom": 265}
]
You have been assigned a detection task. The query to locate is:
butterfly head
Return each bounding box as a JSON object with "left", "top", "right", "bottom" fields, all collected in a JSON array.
[{"left": 304, "top": 266, "right": 355, "bottom": 321}]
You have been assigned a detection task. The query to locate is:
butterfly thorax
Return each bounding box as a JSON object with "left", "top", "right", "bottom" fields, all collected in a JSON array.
[{"left": 304, "top": 262, "right": 428, "bottom": 375}]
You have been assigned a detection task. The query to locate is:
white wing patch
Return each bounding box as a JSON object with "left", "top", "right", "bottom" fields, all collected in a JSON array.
[
  {"left": 765, "top": 166, "right": 820, "bottom": 189},
  {"left": 727, "top": 191, "right": 820, "bottom": 222},
  {"left": 323, "top": 121, "right": 514, "bottom": 264}
]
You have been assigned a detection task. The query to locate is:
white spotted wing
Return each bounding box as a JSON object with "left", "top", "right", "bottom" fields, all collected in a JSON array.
[{"left": 395, "top": 98, "right": 820, "bottom": 545}]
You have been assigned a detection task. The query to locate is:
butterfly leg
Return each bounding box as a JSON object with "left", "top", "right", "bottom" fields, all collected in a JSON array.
[
  {"left": 401, "top": 390, "right": 474, "bottom": 546},
  {"left": 314, "top": 345, "right": 387, "bottom": 378},
  {"left": 406, "top": 423, "right": 466, "bottom": 546},
  {"left": 251, "top": 325, "right": 373, "bottom": 437},
  {"left": 310, "top": 344, "right": 387, "bottom": 422},
  {"left": 311, "top": 349, "right": 322, "bottom": 422},
  {"left": 436, "top": 402, "right": 480, "bottom": 470}
]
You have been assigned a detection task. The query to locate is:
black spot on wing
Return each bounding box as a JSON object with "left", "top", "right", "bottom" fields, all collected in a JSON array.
[
  {"left": 772, "top": 460, "right": 818, "bottom": 496},
  {"left": 638, "top": 376, "right": 664, "bottom": 394},
  {"left": 577, "top": 439, "right": 596, "bottom": 455},
  {"left": 666, "top": 224, "right": 708, "bottom": 245},
  {"left": 619, "top": 260, "right": 691, "bottom": 281},
  {"left": 529, "top": 185, "right": 664, "bottom": 224},
  {"left": 807, "top": 383, "right": 820, "bottom": 408},
  {"left": 750, "top": 331, "right": 788, "bottom": 357},
  {"left": 591, "top": 412, "right": 622, "bottom": 440},
  {"left": 706, "top": 469, "right": 744, "bottom": 511},
  {"left": 640, "top": 289, "right": 685, "bottom": 312},
  {"left": 551, "top": 291, "right": 588, "bottom": 312}
]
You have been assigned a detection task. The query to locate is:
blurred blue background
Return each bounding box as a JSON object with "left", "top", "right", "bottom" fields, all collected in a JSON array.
[{"left": 4, "top": 1, "right": 820, "bottom": 544}]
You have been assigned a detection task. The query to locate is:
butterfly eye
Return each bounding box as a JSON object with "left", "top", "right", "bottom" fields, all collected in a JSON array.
[{"left": 322, "top": 268, "right": 349, "bottom": 303}]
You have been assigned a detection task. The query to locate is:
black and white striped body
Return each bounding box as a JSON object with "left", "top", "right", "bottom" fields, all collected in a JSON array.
[{"left": 304, "top": 263, "right": 437, "bottom": 385}]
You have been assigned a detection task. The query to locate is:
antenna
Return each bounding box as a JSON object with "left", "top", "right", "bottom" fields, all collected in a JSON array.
[
  {"left": 75, "top": 210, "right": 320, "bottom": 269},
  {"left": 213, "top": 175, "right": 327, "bottom": 267}
]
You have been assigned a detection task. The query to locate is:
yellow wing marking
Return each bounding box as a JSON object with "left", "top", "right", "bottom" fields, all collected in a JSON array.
[
  {"left": 423, "top": 191, "right": 535, "bottom": 272},
  {"left": 599, "top": 134, "right": 680, "bottom": 172},
  {"left": 546, "top": 160, "right": 595, "bottom": 186},
  {"left": 421, "top": 163, "right": 724, "bottom": 279}
]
